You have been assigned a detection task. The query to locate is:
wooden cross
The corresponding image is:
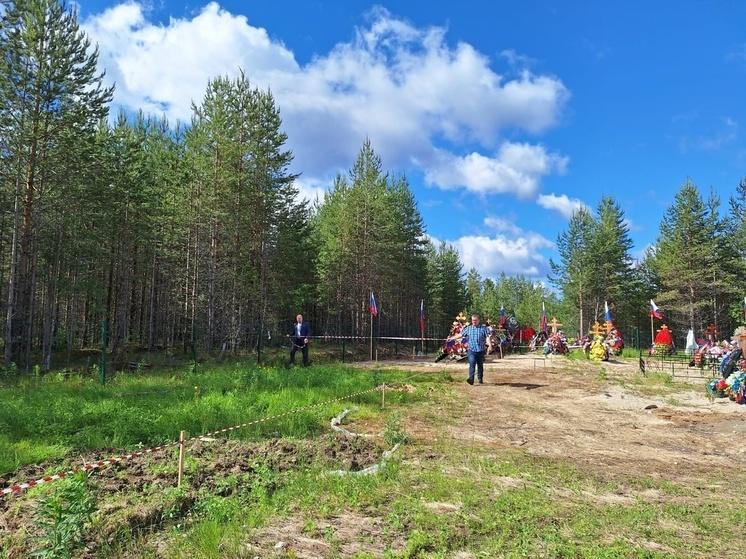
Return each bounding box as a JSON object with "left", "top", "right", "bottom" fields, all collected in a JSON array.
[
  {"left": 703, "top": 323, "right": 720, "bottom": 342},
  {"left": 547, "top": 317, "right": 563, "bottom": 333},
  {"left": 589, "top": 322, "right": 606, "bottom": 337}
]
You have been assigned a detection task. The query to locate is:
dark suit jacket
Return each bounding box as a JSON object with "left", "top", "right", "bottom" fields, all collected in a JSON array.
[{"left": 290, "top": 321, "right": 311, "bottom": 339}]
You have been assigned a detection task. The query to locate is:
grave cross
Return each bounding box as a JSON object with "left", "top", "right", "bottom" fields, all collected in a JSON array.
[
  {"left": 589, "top": 322, "right": 606, "bottom": 337},
  {"left": 703, "top": 323, "right": 720, "bottom": 342},
  {"left": 547, "top": 317, "right": 563, "bottom": 333}
]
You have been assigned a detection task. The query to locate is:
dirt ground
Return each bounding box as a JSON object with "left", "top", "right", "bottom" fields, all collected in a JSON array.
[
  {"left": 3, "top": 353, "right": 746, "bottom": 558},
  {"left": 394, "top": 353, "right": 746, "bottom": 482}
]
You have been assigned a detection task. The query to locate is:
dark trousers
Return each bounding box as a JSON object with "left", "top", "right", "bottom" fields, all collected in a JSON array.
[
  {"left": 467, "top": 350, "right": 485, "bottom": 382},
  {"left": 290, "top": 339, "right": 309, "bottom": 366}
]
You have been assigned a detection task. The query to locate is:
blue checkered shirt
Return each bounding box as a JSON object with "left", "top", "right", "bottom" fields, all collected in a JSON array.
[{"left": 461, "top": 324, "right": 490, "bottom": 352}]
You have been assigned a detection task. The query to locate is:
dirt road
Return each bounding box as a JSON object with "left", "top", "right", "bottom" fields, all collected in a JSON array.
[{"left": 396, "top": 353, "right": 746, "bottom": 481}]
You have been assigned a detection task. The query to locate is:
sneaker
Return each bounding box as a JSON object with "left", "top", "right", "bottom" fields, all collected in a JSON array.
[
  {"left": 467, "top": 378, "right": 474, "bottom": 385},
  {"left": 478, "top": 380, "right": 484, "bottom": 384}
]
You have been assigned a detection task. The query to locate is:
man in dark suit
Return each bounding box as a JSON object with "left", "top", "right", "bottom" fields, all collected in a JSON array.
[{"left": 289, "top": 313, "right": 311, "bottom": 366}]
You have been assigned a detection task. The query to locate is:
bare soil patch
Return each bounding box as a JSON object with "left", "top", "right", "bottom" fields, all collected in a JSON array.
[{"left": 392, "top": 353, "right": 746, "bottom": 481}]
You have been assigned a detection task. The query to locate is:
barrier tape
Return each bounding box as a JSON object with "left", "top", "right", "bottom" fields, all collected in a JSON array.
[
  {"left": 292, "top": 335, "right": 448, "bottom": 342},
  {"left": 0, "top": 443, "right": 176, "bottom": 497},
  {"left": 1, "top": 384, "right": 384, "bottom": 497}
]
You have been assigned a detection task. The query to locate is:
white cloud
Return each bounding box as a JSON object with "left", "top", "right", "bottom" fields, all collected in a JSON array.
[
  {"left": 80, "top": 2, "right": 582, "bottom": 281},
  {"left": 81, "top": 2, "right": 570, "bottom": 198},
  {"left": 451, "top": 218, "right": 554, "bottom": 278},
  {"left": 423, "top": 143, "right": 568, "bottom": 199},
  {"left": 83, "top": 2, "right": 299, "bottom": 122},
  {"left": 537, "top": 193, "right": 588, "bottom": 219},
  {"left": 293, "top": 177, "right": 328, "bottom": 205}
]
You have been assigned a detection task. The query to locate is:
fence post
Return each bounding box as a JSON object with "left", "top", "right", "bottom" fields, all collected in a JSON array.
[
  {"left": 257, "top": 322, "right": 263, "bottom": 364},
  {"left": 192, "top": 324, "right": 198, "bottom": 374},
  {"left": 177, "top": 430, "right": 186, "bottom": 487},
  {"left": 100, "top": 320, "right": 108, "bottom": 385}
]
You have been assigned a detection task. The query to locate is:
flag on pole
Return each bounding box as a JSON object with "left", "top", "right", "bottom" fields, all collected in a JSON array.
[
  {"left": 605, "top": 301, "right": 612, "bottom": 323},
  {"left": 499, "top": 304, "right": 506, "bottom": 326},
  {"left": 370, "top": 292, "right": 378, "bottom": 317},
  {"left": 540, "top": 301, "right": 547, "bottom": 332},
  {"left": 650, "top": 299, "right": 662, "bottom": 319},
  {"left": 419, "top": 299, "right": 425, "bottom": 332}
]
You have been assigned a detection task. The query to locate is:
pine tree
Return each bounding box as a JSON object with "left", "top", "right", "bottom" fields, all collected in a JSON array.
[
  {"left": 426, "top": 241, "right": 466, "bottom": 334},
  {"left": 651, "top": 179, "right": 731, "bottom": 332},
  {"left": 589, "top": 196, "right": 634, "bottom": 328},
  {"left": 187, "top": 72, "right": 301, "bottom": 352},
  {"left": 0, "top": 0, "right": 113, "bottom": 368},
  {"left": 549, "top": 207, "right": 595, "bottom": 334},
  {"left": 314, "top": 140, "right": 427, "bottom": 336}
]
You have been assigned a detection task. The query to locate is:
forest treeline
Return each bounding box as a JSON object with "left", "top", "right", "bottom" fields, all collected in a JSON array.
[{"left": 2, "top": 1, "right": 745, "bottom": 371}]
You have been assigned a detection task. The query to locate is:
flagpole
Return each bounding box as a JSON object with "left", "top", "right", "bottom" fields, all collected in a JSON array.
[
  {"left": 650, "top": 313, "right": 654, "bottom": 346},
  {"left": 420, "top": 299, "right": 424, "bottom": 356},
  {"left": 369, "top": 292, "right": 374, "bottom": 361}
]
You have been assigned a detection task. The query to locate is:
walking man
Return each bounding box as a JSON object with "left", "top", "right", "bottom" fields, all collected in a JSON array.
[
  {"left": 448, "top": 314, "right": 492, "bottom": 384},
  {"left": 289, "top": 313, "right": 311, "bottom": 366}
]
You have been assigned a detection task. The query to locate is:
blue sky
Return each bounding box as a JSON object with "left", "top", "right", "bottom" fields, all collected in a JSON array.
[{"left": 73, "top": 1, "right": 746, "bottom": 282}]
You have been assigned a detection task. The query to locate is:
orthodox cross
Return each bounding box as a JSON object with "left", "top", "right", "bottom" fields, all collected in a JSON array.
[
  {"left": 702, "top": 323, "right": 720, "bottom": 342},
  {"left": 547, "top": 317, "right": 563, "bottom": 334}
]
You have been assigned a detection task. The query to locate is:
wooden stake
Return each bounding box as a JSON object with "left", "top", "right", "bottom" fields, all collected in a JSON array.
[
  {"left": 382, "top": 383, "right": 386, "bottom": 409},
  {"left": 177, "top": 430, "right": 186, "bottom": 487}
]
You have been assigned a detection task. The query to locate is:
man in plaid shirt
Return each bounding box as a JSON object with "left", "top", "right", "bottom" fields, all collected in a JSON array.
[{"left": 448, "top": 314, "right": 493, "bottom": 385}]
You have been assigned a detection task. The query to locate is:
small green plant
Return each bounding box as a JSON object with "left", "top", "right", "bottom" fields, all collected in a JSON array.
[
  {"left": 1, "top": 360, "right": 19, "bottom": 381},
  {"left": 596, "top": 368, "right": 607, "bottom": 380},
  {"left": 383, "top": 412, "right": 409, "bottom": 446},
  {"left": 31, "top": 472, "right": 97, "bottom": 559}
]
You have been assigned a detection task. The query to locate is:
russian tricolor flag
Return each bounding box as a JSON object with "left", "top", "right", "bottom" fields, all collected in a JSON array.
[
  {"left": 540, "top": 301, "right": 547, "bottom": 332},
  {"left": 605, "top": 301, "right": 612, "bottom": 323},
  {"left": 650, "top": 299, "right": 662, "bottom": 320},
  {"left": 370, "top": 293, "right": 378, "bottom": 317}
]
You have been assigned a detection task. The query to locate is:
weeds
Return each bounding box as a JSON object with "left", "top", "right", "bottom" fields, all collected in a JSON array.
[
  {"left": 30, "top": 472, "right": 96, "bottom": 559},
  {"left": 383, "top": 412, "right": 409, "bottom": 446}
]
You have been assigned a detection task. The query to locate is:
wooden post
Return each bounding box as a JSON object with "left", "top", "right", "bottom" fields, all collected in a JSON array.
[
  {"left": 382, "top": 383, "right": 386, "bottom": 409},
  {"left": 177, "top": 430, "right": 186, "bottom": 487}
]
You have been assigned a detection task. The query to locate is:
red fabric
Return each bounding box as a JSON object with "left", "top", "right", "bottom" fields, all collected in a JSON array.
[{"left": 654, "top": 327, "right": 673, "bottom": 345}]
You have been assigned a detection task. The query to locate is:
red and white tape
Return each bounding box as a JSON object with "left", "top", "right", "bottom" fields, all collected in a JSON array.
[
  {"left": 1, "top": 442, "right": 176, "bottom": 496},
  {"left": 2, "top": 385, "right": 383, "bottom": 497}
]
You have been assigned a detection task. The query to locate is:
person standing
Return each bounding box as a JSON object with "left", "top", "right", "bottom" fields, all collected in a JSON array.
[
  {"left": 289, "top": 314, "right": 311, "bottom": 366},
  {"left": 448, "top": 314, "right": 492, "bottom": 384}
]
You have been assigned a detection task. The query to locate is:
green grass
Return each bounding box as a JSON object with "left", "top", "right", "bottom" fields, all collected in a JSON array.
[
  {"left": 2, "top": 360, "right": 745, "bottom": 558},
  {"left": 0, "top": 362, "right": 421, "bottom": 475}
]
